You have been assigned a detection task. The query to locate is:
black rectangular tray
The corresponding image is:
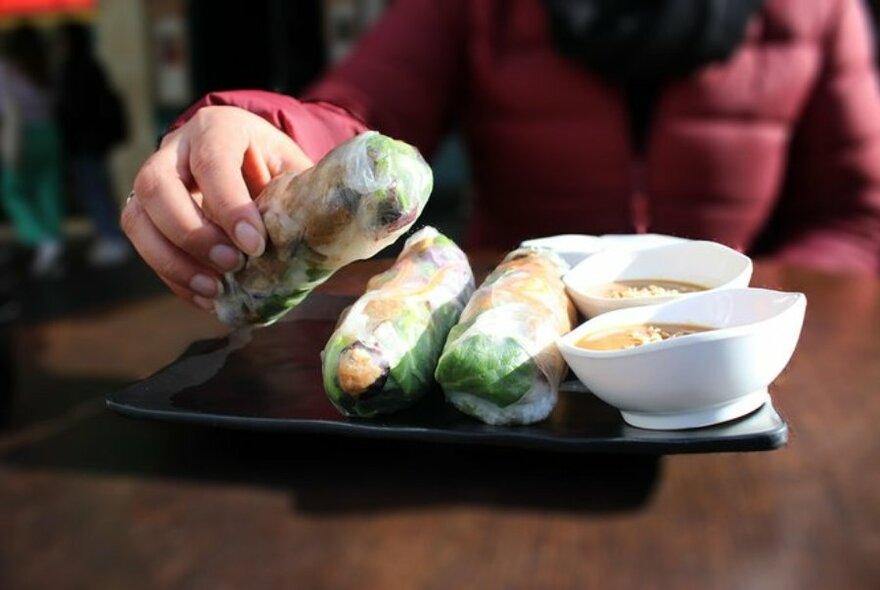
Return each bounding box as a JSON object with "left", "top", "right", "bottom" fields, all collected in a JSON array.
[{"left": 106, "top": 295, "right": 788, "bottom": 454}]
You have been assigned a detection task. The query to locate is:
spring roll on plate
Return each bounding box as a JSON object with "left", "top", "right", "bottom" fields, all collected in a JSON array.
[
  {"left": 435, "top": 247, "right": 575, "bottom": 425},
  {"left": 322, "top": 227, "right": 475, "bottom": 417},
  {"left": 214, "top": 131, "right": 433, "bottom": 326}
]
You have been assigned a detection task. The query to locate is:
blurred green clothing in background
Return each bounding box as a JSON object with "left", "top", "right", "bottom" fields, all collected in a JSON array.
[{"left": 1, "top": 122, "right": 62, "bottom": 245}]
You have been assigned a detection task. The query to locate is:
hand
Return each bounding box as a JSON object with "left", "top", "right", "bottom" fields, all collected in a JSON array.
[{"left": 121, "top": 106, "right": 314, "bottom": 310}]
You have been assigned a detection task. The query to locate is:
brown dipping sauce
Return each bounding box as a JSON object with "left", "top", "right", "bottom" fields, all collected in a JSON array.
[
  {"left": 576, "top": 323, "right": 715, "bottom": 351},
  {"left": 591, "top": 279, "right": 707, "bottom": 299}
]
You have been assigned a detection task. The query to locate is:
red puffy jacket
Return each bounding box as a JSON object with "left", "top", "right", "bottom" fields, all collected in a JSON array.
[{"left": 177, "top": 0, "right": 880, "bottom": 275}]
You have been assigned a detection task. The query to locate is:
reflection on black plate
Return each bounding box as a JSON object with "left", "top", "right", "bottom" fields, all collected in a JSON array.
[{"left": 106, "top": 295, "right": 787, "bottom": 454}]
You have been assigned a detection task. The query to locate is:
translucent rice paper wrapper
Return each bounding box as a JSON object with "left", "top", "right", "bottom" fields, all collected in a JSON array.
[
  {"left": 321, "top": 227, "right": 475, "bottom": 417},
  {"left": 214, "top": 131, "right": 433, "bottom": 326},
  {"left": 435, "top": 247, "right": 576, "bottom": 425}
]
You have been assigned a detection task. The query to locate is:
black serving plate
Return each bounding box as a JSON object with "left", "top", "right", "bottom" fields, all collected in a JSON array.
[{"left": 106, "top": 295, "right": 788, "bottom": 454}]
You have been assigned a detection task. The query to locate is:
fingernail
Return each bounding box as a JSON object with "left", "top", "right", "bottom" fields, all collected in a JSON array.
[
  {"left": 190, "top": 274, "right": 222, "bottom": 297},
  {"left": 193, "top": 295, "right": 215, "bottom": 312},
  {"left": 209, "top": 244, "right": 244, "bottom": 272},
  {"left": 234, "top": 221, "right": 265, "bottom": 257}
]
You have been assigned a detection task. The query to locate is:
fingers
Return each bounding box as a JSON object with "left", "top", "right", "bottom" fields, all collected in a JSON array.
[
  {"left": 271, "top": 140, "right": 314, "bottom": 176},
  {"left": 190, "top": 146, "right": 266, "bottom": 257},
  {"left": 242, "top": 134, "right": 314, "bottom": 195},
  {"left": 241, "top": 149, "right": 274, "bottom": 200},
  {"left": 121, "top": 195, "right": 223, "bottom": 311},
  {"left": 125, "top": 105, "right": 314, "bottom": 312},
  {"left": 133, "top": 148, "right": 244, "bottom": 274},
  {"left": 187, "top": 119, "right": 267, "bottom": 258},
  {"left": 160, "top": 276, "right": 216, "bottom": 312},
  {"left": 186, "top": 106, "right": 314, "bottom": 257},
  {"left": 154, "top": 273, "right": 214, "bottom": 312}
]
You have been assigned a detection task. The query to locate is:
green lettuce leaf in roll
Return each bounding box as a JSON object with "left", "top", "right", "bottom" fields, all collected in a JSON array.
[
  {"left": 215, "top": 131, "right": 433, "bottom": 326},
  {"left": 435, "top": 247, "right": 575, "bottom": 425},
  {"left": 322, "top": 227, "right": 474, "bottom": 417}
]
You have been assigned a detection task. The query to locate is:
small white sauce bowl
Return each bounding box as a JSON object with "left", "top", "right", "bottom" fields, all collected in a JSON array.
[
  {"left": 520, "top": 234, "right": 606, "bottom": 267},
  {"left": 597, "top": 233, "right": 686, "bottom": 251},
  {"left": 521, "top": 233, "right": 687, "bottom": 268},
  {"left": 557, "top": 288, "right": 807, "bottom": 430},
  {"left": 563, "top": 240, "right": 753, "bottom": 318}
]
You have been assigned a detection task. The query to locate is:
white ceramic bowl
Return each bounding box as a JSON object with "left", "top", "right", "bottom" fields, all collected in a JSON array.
[
  {"left": 557, "top": 288, "right": 806, "bottom": 430},
  {"left": 563, "top": 240, "right": 752, "bottom": 318},
  {"left": 597, "top": 233, "right": 686, "bottom": 251},
  {"left": 520, "top": 234, "right": 606, "bottom": 267},
  {"left": 521, "top": 233, "right": 687, "bottom": 268}
]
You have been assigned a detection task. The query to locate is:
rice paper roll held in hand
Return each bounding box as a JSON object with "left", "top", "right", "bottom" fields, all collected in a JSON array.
[
  {"left": 215, "top": 131, "right": 433, "bottom": 326},
  {"left": 322, "top": 227, "right": 474, "bottom": 417},
  {"left": 435, "top": 247, "right": 575, "bottom": 425}
]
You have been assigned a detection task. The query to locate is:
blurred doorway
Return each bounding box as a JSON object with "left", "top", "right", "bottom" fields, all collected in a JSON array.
[{"left": 187, "top": 0, "right": 326, "bottom": 97}]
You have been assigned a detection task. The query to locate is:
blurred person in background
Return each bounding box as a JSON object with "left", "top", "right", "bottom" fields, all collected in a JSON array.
[
  {"left": 0, "top": 226, "right": 14, "bottom": 427},
  {"left": 123, "top": 0, "right": 880, "bottom": 310},
  {"left": 56, "top": 21, "right": 130, "bottom": 267},
  {"left": 0, "top": 24, "right": 64, "bottom": 278}
]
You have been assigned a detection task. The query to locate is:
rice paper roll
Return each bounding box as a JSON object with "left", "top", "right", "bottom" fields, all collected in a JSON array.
[
  {"left": 215, "top": 131, "right": 433, "bottom": 326},
  {"left": 435, "top": 247, "right": 575, "bottom": 425},
  {"left": 322, "top": 227, "right": 474, "bottom": 417}
]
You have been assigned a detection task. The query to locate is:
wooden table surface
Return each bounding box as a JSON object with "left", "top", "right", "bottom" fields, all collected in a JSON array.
[{"left": 1, "top": 256, "right": 878, "bottom": 590}]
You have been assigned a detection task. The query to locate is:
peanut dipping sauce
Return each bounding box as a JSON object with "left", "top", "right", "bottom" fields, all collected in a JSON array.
[
  {"left": 575, "top": 323, "right": 716, "bottom": 351},
  {"left": 590, "top": 279, "right": 707, "bottom": 299}
]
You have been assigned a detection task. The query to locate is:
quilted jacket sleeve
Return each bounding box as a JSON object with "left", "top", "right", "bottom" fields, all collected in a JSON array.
[{"left": 769, "top": 0, "right": 880, "bottom": 275}]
